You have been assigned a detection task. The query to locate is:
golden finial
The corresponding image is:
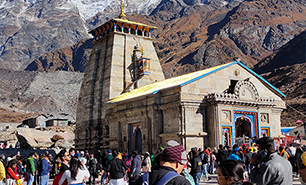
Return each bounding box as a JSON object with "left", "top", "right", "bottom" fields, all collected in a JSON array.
[
  {"left": 141, "top": 46, "right": 144, "bottom": 56},
  {"left": 118, "top": 0, "right": 127, "bottom": 20}
]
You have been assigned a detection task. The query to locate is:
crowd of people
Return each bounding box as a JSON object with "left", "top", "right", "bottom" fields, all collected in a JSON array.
[{"left": 1, "top": 137, "right": 306, "bottom": 185}]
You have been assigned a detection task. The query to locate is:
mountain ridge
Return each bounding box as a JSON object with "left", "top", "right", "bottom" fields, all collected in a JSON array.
[{"left": 254, "top": 30, "right": 306, "bottom": 126}]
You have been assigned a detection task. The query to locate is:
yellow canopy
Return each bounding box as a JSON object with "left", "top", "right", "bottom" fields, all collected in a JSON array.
[{"left": 107, "top": 62, "right": 235, "bottom": 104}]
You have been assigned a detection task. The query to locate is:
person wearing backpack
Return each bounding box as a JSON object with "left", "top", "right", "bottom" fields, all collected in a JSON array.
[
  {"left": 279, "top": 146, "right": 289, "bottom": 160},
  {"left": 216, "top": 145, "right": 229, "bottom": 165},
  {"left": 189, "top": 150, "right": 202, "bottom": 185},
  {"left": 201, "top": 147, "right": 211, "bottom": 181},
  {"left": 88, "top": 154, "right": 98, "bottom": 185},
  {"left": 129, "top": 151, "right": 142, "bottom": 185},
  {"left": 244, "top": 148, "right": 252, "bottom": 176},
  {"left": 287, "top": 145, "right": 296, "bottom": 172},
  {"left": 16, "top": 156, "right": 24, "bottom": 180},
  {"left": 209, "top": 150, "right": 216, "bottom": 174},
  {"left": 39, "top": 154, "right": 51, "bottom": 185},
  {"left": 26, "top": 153, "right": 36, "bottom": 185},
  {"left": 149, "top": 140, "right": 191, "bottom": 185}
]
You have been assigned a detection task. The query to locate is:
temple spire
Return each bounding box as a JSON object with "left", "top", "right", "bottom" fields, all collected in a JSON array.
[{"left": 118, "top": 0, "right": 127, "bottom": 20}]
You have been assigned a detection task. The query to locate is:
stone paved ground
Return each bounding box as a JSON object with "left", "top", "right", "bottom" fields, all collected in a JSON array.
[
  {"left": 199, "top": 174, "right": 301, "bottom": 185},
  {"left": 31, "top": 174, "right": 302, "bottom": 185}
]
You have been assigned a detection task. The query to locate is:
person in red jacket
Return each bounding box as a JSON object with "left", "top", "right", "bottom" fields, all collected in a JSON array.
[{"left": 6, "top": 159, "right": 21, "bottom": 185}]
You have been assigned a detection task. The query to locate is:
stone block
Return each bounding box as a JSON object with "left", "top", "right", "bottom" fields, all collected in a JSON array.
[{"left": 186, "top": 137, "right": 204, "bottom": 150}]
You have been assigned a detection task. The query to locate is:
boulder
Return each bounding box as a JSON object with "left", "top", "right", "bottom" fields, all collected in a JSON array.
[
  {"left": 15, "top": 126, "right": 74, "bottom": 149},
  {"left": 54, "top": 139, "right": 72, "bottom": 149},
  {"left": 16, "top": 128, "right": 54, "bottom": 149},
  {"left": 0, "top": 129, "right": 19, "bottom": 148},
  {"left": 51, "top": 135, "right": 64, "bottom": 142}
]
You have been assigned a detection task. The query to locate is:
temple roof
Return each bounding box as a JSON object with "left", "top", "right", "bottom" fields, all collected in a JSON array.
[
  {"left": 89, "top": 0, "right": 157, "bottom": 39},
  {"left": 107, "top": 61, "right": 286, "bottom": 104},
  {"left": 113, "top": 18, "right": 158, "bottom": 29},
  {"left": 89, "top": 18, "right": 158, "bottom": 34}
]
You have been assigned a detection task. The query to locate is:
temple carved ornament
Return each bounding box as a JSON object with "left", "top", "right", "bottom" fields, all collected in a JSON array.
[{"left": 206, "top": 79, "right": 278, "bottom": 107}]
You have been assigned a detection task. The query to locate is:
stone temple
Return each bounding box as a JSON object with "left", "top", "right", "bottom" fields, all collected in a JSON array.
[{"left": 75, "top": 6, "right": 286, "bottom": 153}]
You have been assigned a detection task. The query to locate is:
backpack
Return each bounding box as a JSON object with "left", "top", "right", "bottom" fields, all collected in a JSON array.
[
  {"left": 156, "top": 171, "right": 180, "bottom": 185},
  {"left": 89, "top": 158, "right": 98, "bottom": 175},
  {"left": 37, "top": 160, "right": 42, "bottom": 174},
  {"left": 52, "top": 172, "right": 67, "bottom": 185},
  {"left": 17, "top": 162, "right": 24, "bottom": 175},
  {"left": 140, "top": 171, "right": 180, "bottom": 185},
  {"left": 287, "top": 149, "right": 294, "bottom": 157},
  {"left": 203, "top": 152, "right": 210, "bottom": 164},
  {"left": 181, "top": 169, "right": 195, "bottom": 185}
]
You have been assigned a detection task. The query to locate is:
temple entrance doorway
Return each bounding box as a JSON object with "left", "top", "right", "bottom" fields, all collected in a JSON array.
[
  {"left": 135, "top": 129, "right": 142, "bottom": 152},
  {"left": 235, "top": 117, "right": 251, "bottom": 138},
  {"left": 223, "top": 132, "right": 229, "bottom": 147},
  {"left": 129, "top": 123, "right": 142, "bottom": 153}
]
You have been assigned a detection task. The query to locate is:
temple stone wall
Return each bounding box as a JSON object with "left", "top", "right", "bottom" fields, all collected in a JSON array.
[
  {"left": 152, "top": 106, "right": 164, "bottom": 152},
  {"left": 185, "top": 137, "right": 203, "bottom": 150},
  {"left": 76, "top": 34, "right": 115, "bottom": 150},
  {"left": 76, "top": 29, "right": 164, "bottom": 151},
  {"left": 270, "top": 109, "right": 282, "bottom": 137},
  {"left": 106, "top": 96, "right": 158, "bottom": 152},
  {"left": 162, "top": 107, "right": 181, "bottom": 133},
  {"left": 184, "top": 106, "right": 203, "bottom": 133},
  {"left": 206, "top": 104, "right": 216, "bottom": 147}
]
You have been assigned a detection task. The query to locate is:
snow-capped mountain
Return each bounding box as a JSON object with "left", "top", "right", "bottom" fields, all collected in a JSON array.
[{"left": 70, "top": 0, "right": 161, "bottom": 20}]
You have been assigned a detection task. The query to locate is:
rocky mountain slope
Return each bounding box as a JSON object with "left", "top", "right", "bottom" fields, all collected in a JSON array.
[
  {"left": 149, "top": 0, "right": 306, "bottom": 77},
  {"left": 0, "top": 108, "right": 37, "bottom": 123},
  {"left": 27, "top": 0, "right": 306, "bottom": 78},
  {"left": 254, "top": 30, "right": 306, "bottom": 126},
  {"left": 25, "top": 39, "right": 93, "bottom": 72},
  {"left": 0, "top": 0, "right": 89, "bottom": 71},
  {"left": 0, "top": 69, "right": 83, "bottom": 122}
]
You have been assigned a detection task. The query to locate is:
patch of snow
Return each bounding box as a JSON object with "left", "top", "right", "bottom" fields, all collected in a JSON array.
[
  {"left": 17, "top": 4, "right": 28, "bottom": 18},
  {"left": 200, "top": 0, "right": 210, "bottom": 5},
  {"left": 27, "top": 0, "right": 38, "bottom": 4},
  {"left": 70, "top": 0, "right": 112, "bottom": 20},
  {"left": 0, "top": 1, "right": 5, "bottom": 9},
  {"left": 0, "top": 1, "right": 14, "bottom": 9},
  {"left": 136, "top": 0, "right": 160, "bottom": 14},
  {"left": 69, "top": 0, "right": 161, "bottom": 20},
  {"left": 222, "top": 1, "right": 228, "bottom": 6}
]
